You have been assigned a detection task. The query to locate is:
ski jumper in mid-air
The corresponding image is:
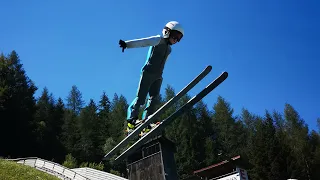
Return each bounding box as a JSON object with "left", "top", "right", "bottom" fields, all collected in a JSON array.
[{"left": 119, "top": 21, "right": 184, "bottom": 137}]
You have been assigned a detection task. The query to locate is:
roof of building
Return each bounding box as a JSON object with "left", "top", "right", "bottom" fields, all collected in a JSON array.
[{"left": 193, "top": 155, "right": 249, "bottom": 178}]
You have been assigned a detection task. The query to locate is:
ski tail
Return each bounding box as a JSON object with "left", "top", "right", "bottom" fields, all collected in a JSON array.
[
  {"left": 102, "top": 65, "right": 212, "bottom": 160},
  {"left": 114, "top": 71, "right": 228, "bottom": 162}
]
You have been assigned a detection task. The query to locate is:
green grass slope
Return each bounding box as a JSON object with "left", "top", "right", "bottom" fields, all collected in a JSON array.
[{"left": 0, "top": 159, "right": 60, "bottom": 180}]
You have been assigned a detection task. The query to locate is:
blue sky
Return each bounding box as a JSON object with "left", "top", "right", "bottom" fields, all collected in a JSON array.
[{"left": 1, "top": 0, "right": 319, "bottom": 131}]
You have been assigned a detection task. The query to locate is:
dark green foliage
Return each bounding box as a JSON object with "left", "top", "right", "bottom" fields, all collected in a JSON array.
[
  {"left": 247, "top": 111, "right": 287, "bottom": 180},
  {"left": 98, "top": 91, "right": 111, "bottom": 138},
  {"left": 1, "top": 50, "right": 320, "bottom": 179},
  {"left": 78, "top": 99, "right": 101, "bottom": 162},
  {"left": 109, "top": 93, "right": 128, "bottom": 143},
  {"left": 0, "top": 51, "right": 38, "bottom": 157},
  {"left": 62, "top": 153, "right": 78, "bottom": 168},
  {"left": 66, "top": 85, "right": 84, "bottom": 115},
  {"left": 52, "top": 97, "right": 67, "bottom": 162},
  {"left": 211, "top": 96, "right": 246, "bottom": 161},
  {"left": 34, "top": 87, "right": 66, "bottom": 163}
]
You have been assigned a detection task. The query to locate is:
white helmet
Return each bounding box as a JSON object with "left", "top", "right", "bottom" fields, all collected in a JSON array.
[{"left": 162, "top": 21, "right": 184, "bottom": 39}]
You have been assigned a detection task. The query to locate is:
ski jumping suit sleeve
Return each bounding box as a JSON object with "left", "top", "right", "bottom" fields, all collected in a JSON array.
[
  {"left": 125, "top": 35, "right": 172, "bottom": 123},
  {"left": 125, "top": 35, "right": 162, "bottom": 48}
]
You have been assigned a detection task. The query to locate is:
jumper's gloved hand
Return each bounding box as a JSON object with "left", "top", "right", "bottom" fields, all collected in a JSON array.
[{"left": 119, "top": 40, "right": 127, "bottom": 52}]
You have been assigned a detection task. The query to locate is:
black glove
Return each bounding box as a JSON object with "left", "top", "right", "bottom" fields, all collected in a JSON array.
[{"left": 119, "top": 39, "right": 127, "bottom": 52}]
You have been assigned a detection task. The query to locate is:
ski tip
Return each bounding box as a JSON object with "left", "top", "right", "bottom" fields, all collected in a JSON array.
[
  {"left": 103, "top": 151, "right": 114, "bottom": 160},
  {"left": 206, "top": 65, "right": 213, "bottom": 71},
  {"left": 103, "top": 154, "right": 114, "bottom": 161},
  {"left": 103, "top": 154, "right": 109, "bottom": 160},
  {"left": 221, "top": 71, "right": 228, "bottom": 79}
]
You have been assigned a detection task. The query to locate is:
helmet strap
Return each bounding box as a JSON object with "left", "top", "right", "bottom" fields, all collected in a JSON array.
[{"left": 163, "top": 27, "right": 171, "bottom": 38}]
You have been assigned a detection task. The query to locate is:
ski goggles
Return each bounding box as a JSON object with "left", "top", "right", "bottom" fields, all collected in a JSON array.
[{"left": 170, "top": 30, "right": 183, "bottom": 42}]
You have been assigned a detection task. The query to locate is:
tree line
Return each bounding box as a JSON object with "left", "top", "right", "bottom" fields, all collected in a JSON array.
[{"left": 1, "top": 50, "right": 320, "bottom": 179}]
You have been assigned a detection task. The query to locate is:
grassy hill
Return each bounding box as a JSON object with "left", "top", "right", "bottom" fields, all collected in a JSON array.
[{"left": 0, "top": 159, "right": 60, "bottom": 180}]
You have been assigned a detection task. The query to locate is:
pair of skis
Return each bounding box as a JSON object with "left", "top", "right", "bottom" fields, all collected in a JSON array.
[{"left": 103, "top": 65, "right": 228, "bottom": 162}]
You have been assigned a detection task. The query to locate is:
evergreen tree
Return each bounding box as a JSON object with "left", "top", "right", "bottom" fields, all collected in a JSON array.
[
  {"left": 194, "top": 101, "right": 213, "bottom": 167},
  {"left": 247, "top": 111, "right": 287, "bottom": 180},
  {"left": 211, "top": 96, "right": 245, "bottom": 161},
  {"left": 169, "top": 94, "right": 199, "bottom": 179},
  {"left": 62, "top": 85, "right": 84, "bottom": 158},
  {"left": 241, "top": 108, "right": 258, "bottom": 134},
  {"left": 34, "top": 87, "right": 56, "bottom": 160},
  {"left": 109, "top": 93, "right": 128, "bottom": 143},
  {"left": 52, "top": 97, "right": 67, "bottom": 163},
  {"left": 102, "top": 94, "right": 128, "bottom": 176},
  {"left": 53, "top": 98, "right": 66, "bottom": 138},
  {"left": 0, "top": 51, "right": 38, "bottom": 157},
  {"left": 66, "top": 85, "right": 84, "bottom": 115},
  {"left": 239, "top": 109, "right": 256, "bottom": 158},
  {"left": 98, "top": 91, "right": 111, "bottom": 140},
  {"left": 283, "top": 103, "right": 310, "bottom": 179},
  {"left": 163, "top": 85, "right": 179, "bottom": 140},
  {"left": 78, "top": 99, "right": 101, "bottom": 162},
  {"left": 61, "top": 109, "right": 80, "bottom": 159},
  {"left": 309, "top": 130, "right": 320, "bottom": 179}
]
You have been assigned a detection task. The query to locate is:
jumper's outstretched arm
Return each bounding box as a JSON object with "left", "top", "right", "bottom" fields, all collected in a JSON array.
[{"left": 125, "top": 35, "right": 162, "bottom": 48}]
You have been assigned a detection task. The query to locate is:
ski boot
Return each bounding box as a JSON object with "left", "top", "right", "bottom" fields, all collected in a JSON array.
[
  {"left": 138, "top": 121, "right": 161, "bottom": 138},
  {"left": 126, "top": 119, "right": 144, "bottom": 136}
]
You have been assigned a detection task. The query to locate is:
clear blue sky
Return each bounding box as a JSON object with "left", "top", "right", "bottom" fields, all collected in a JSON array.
[{"left": 1, "top": 0, "right": 319, "bottom": 131}]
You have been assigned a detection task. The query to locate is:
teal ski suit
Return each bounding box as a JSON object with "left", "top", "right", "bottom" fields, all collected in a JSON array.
[{"left": 122, "top": 35, "right": 172, "bottom": 123}]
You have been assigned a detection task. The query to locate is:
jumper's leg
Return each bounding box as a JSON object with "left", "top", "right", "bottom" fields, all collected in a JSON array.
[
  {"left": 127, "top": 74, "right": 151, "bottom": 122},
  {"left": 140, "top": 77, "right": 162, "bottom": 137},
  {"left": 142, "top": 77, "right": 162, "bottom": 121},
  {"left": 127, "top": 72, "right": 157, "bottom": 134}
]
